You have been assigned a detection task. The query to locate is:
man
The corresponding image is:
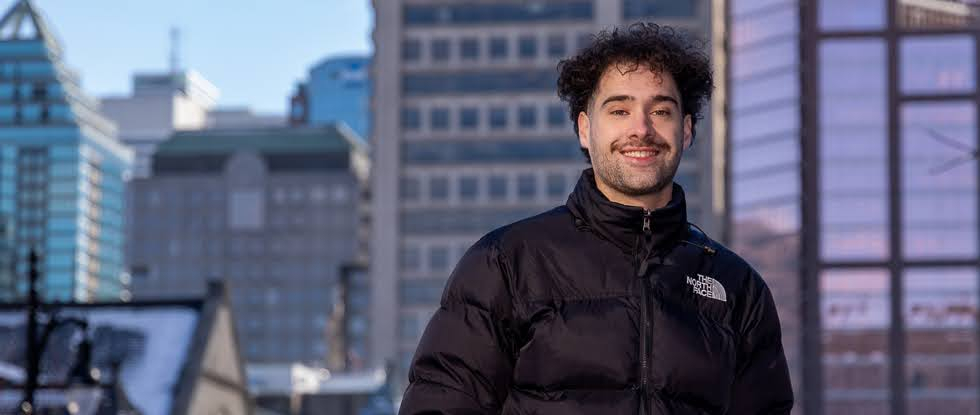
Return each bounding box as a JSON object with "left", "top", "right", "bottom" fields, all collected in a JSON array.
[{"left": 399, "top": 23, "right": 793, "bottom": 414}]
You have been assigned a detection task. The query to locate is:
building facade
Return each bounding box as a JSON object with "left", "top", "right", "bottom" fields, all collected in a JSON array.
[
  {"left": 370, "top": 0, "right": 718, "bottom": 389},
  {"left": 127, "top": 125, "right": 369, "bottom": 365},
  {"left": 100, "top": 70, "right": 218, "bottom": 179},
  {"left": 725, "top": 0, "right": 980, "bottom": 413},
  {"left": 0, "top": 0, "right": 132, "bottom": 302},
  {"left": 291, "top": 55, "right": 371, "bottom": 139}
]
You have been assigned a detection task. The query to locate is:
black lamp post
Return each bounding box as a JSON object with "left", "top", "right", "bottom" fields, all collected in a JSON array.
[{"left": 19, "top": 249, "right": 96, "bottom": 414}]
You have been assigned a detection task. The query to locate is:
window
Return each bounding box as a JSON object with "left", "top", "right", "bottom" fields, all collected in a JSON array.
[
  {"left": 430, "top": 107, "right": 450, "bottom": 131},
  {"left": 518, "top": 105, "right": 537, "bottom": 129},
  {"left": 460, "top": 107, "right": 479, "bottom": 130},
  {"left": 459, "top": 175, "right": 479, "bottom": 202},
  {"left": 901, "top": 101, "right": 977, "bottom": 259},
  {"left": 819, "top": 0, "right": 884, "bottom": 31},
  {"left": 403, "top": 70, "right": 559, "bottom": 96},
  {"left": 429, "top": 245, "right": 450, "bottom": 272},
  {"left": 489, "top": 37, "right": 508, "bottom": 59},
  {"left": 399, "top": 279, "right": 445, "bottom": 306},
  {"left": 402, "top": 38, "right": 422, "bottom": 61},
  {"left": 489, "top": 175, "right": 508, "bottom": 201},
  {"left": 517, "top": 174, "right": 537, "bottom": 199},
  {"left": 429, "top": 176, "right": 449, "bottom": 201},
  {"left": 518, "top": 35, "right": 537, "bottom": 59},
  {"left": 547, "top": 34, "right": 566, "bottom": 58},
  {"left": 546, "top": 173, "right": 568, "bottom": 198},
  {"left": 460, "top": 37, "right": 480, "bottom": 60},
  {"left": 547, "top": 105, "right": 566, "bottom": 127},
  {"left": 403, "top": 2, "right": 593, "bottom": 26},
  {"left": 900, "top": 36, "right": 975, "bottom": 95},
  {"left": 400, "top": 177, "right": 421, "bottom": 201},
  {"left": 489, "top": 107, "right": 508, "bottom": 130},
  {"left": 623, "top": 0, "right": 697, "bottom": 18},
  {"left": 228, "top": 189, "right": 265, "bottom": 230},
  {"left": 401, "top": 107, "right": 421, "bottom": 130},
  {"left": 431, "top": 38, "right": 450, "bottom": 61}
]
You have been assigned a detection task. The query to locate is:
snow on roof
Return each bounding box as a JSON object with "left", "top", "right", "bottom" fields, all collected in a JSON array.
[{"left": 0, "top": 305, "right": 200, "bottom": 415}]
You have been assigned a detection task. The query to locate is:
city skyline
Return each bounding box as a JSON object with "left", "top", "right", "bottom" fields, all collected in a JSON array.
[{"left": 23, "top": 0, "right": 373, "bottom": 114}]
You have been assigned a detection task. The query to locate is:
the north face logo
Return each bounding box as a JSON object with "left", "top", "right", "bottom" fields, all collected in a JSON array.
[{"left": 686, "top": 274, "right": 727, "bottom": 302}]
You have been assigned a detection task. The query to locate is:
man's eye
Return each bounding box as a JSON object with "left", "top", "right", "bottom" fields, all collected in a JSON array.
[
  {"left": 610, "top": 109, "right": 628, "bottom": 116},
  {"left": 652, "top": 109, "right": 671, "bottom": 117}
]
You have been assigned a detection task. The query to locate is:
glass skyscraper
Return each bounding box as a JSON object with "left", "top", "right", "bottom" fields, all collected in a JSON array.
[
  {"left": 726, "top": 0, "right": 980, "bottom": 413},
  {"left": 0, "top": 0, "right": 132, "bottom": 302}
]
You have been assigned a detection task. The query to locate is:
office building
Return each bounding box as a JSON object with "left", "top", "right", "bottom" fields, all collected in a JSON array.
[
  {"left": 724, "top": 0, "right": 980, "bottom": 413},
  {"left": 127, "top": 125, "right": 370, "bottom": 366}
]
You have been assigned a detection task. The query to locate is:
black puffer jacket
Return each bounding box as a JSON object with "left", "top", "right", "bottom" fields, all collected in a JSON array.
[{"left": 400, "top": 169, "right": 793, "bottom": 414}]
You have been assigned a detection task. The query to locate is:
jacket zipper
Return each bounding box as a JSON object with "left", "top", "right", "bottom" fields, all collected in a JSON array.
[{"left": 637, "top": 210, "right": 653, "bottom": 415}]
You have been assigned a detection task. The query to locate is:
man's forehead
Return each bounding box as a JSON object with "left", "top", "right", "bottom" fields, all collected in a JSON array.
[{"left": 595, "top": 62, "right": 678, "bottom": 97}]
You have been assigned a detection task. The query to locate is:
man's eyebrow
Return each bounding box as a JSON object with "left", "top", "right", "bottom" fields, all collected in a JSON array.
[
  {"left": 599, "top": 95, "right": 633, "bottom": 107},
  {"left": 651, "top": 94, "right": 680, "bottom": 107},
  {"left": 599, "top": 94, "right": 680, "bottom": 108}
]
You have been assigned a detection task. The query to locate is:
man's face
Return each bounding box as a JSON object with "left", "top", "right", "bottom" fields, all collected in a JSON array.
[{"left": 577, "top": 63, "right": 692, "bottom": 200}]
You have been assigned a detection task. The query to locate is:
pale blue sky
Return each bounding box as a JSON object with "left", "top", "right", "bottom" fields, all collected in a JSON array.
[{"left": 25, "top": 0, "right": 373, "bottom": 113}]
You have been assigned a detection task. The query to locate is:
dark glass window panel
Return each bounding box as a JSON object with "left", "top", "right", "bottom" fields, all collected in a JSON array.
[
  {"left": 489, "top": 107, "right": 508, "bottom": 130},
  {"left": 403, "top": 70, "right": 558, "bottom": 96},
  {"left": 547, "top": 104, "right": 566, "bottom": 127},
  {"left": 623, "top": 0, "right": 697, "bottom": 19},
  {"left": 517, "top": 174, "right": 536, "bottom": 199},
  {"left": 399, "top": 279, "right": 445, "bottom": 305},
  {"left": 431, "top": 38, "right": 451, "bottom": 61},
  {"left": 460, "top": 107, "right": 479, "bottom": 130},
  {"left": 459, "top": 175, "right": 479, "bottom": 202},
  {"left": 518, "top": 105, "right": 537, "bottom": 129},
  {"left": 519, "top": 35, "right": 537, "bottom": 59},
  {"left": 429, "top": 176, "right": 449, "bottom": 201},
  {"left": 401, "top": 107, "right": 421, "bottom": 130},
  {"left": 402, "top": 38, "right": 422, "bottom": 61},
  {"left": 489, "top": 37, "right": 509, "bottom": 59},
  {"left": 546, "top": 173, "right": 567, "bottom": 198},
  {"left": 404, "top": 2, "right": 593, "bottom": 26},
  {"left": 488, "top": 175, "right": 508, "bottom": 200},
  {"left": 460, "top": 37, "right": 480, "bottom": 60},
  {"left": 400, "top": 177, "right": 420, "bottom": 201},
  {"left": 402, "top": 139, "right": 581, "bottom": 165},
  {"left": 430, "top": 107, "right": 450, "bottom": 130},
  {"left": 547, "top": 34, "right": 567, "bottom": 58},
  {"left": 819, "top": 0, "right": 884, "bottom": 31}
]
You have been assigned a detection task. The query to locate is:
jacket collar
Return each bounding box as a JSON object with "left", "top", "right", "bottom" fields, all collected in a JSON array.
[{"left": 566, "top": 168, "right": 688, "bottom": 254}]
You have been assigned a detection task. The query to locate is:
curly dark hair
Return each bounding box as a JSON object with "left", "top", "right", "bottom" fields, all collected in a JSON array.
[{"left": 556, "top": 23, "right": 714, "bottom": 162}]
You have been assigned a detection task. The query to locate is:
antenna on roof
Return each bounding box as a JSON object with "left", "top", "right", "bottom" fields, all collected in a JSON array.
[{"left": 169, "top": 26, "right": 180, "bottom": 75}]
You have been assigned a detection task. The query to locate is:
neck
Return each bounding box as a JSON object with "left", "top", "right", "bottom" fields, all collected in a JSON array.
[{"left": 595, "top": 179, "right": 673, "bottom": 211}]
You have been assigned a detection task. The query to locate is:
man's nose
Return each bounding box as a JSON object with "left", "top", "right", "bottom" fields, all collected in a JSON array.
[{"left": 627, "top": 113, "right": 653, "bottom": 139}]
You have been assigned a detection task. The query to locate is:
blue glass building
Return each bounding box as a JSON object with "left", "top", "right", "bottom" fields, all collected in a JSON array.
[
  {"left": 302, "top": 55, "right": 371, "bottom": 139},
  {"left": 0, "top": 1, "right": 132, "bottom": 302}
]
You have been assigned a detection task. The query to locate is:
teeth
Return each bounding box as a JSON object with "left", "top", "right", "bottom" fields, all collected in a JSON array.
[{"left": 623, "top": 151, "right": 654, "bottom": 157}]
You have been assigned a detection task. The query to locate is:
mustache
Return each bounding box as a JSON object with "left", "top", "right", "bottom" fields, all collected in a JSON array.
[{"left": 611, "top": 136, "right": 671, "bottom": 152}]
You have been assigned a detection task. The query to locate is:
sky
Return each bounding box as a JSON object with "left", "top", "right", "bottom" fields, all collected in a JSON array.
[{"left": 25, "top": 0, "right": 373, "bottom": 114}]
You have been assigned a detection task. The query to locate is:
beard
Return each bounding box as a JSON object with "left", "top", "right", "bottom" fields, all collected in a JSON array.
[{"left": 591, "top": 134, "right": 682, "bottom": 197}]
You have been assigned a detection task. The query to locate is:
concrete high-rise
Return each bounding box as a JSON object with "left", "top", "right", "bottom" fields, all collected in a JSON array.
[
  {"left": 0, "top": 0, "right": 132, "bottom": 302},
  {"left": 370, "top": 0, "right": 717, "bottom": 387}
]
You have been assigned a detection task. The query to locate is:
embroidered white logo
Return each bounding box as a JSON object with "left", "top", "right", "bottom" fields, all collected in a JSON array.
[{"left": 686, "top": 274, "right": 727, "bottom": 302}]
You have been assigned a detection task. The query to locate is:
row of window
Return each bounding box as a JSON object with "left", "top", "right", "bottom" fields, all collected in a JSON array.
[
  {"left": 402, "top": 69, "right": 558, "bottom": 96},
  {"left": 403, "top": 32, "right": 588, "bottom": 63},
  {"left": 402, "top": 103, "right": 569, "bottom": 132},
  {"left": 401, "top": 139, "right": 584, "bottom": 165},
  {"left": 400, "top": 169, "right": 578, "bottom": 204},
  {"left": 403, "top": 2, "right": 593, "bottom": 26},
  {"left": 400, "top": 240, "right": 471, "bottom": 275},
  {"left": 140, "top": 184, "right": 353, "bottom": 207}
]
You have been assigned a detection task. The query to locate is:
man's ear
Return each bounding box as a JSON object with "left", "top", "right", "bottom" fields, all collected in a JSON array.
[
  {"left": 683, "top": 114, "right": 693, "bottom": 149},
  {"left": 577, "top": 111, "right": 591, "bottom": 152}
]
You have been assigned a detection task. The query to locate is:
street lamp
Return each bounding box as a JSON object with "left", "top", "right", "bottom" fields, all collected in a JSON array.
[{"left": 19, "top": 248, "right": 97, "bottom": 414}]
